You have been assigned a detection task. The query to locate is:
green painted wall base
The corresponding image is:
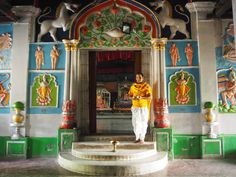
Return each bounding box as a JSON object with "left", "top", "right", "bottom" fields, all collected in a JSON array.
[
  {"left": 173, "top": 135, "right": 201, "bottom": 159},
  {"left": 1, "top": 133, "right": 236, "bottom": 159},
  {"left": 201, "top": 136, "right": 224, "bottom": 159},
  {"left": 153, "top": 128, "right": 173, "bottom": 160},
  {"left": 0, "top": 137, "right": 57, "bottom": 158},
  {"left": 58, "top": 128, "right": 79, "bottom": 152},
  {"left": 6, "top": 138, "right": 28, "bottom": 159}
]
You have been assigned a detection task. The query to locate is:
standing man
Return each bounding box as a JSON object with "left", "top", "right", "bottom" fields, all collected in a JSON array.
[
  {"left": 128, "top": 73, "right": 152, "bottom": 144},
  {"left": 50, "top": 45, "right": 60, "bottom": 70},
  {"left": 35, "top": 46, "right": 44, "bottom": 70}
]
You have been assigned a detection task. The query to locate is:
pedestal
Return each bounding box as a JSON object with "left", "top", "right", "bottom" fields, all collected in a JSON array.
[
  {"left": 58, "top": 128, "right": 79, "bottom": 151},
  {"left": 153, "top": 128, "right": 173, "bottom": 159},
  {"left": 6, "top": 138, "right": 28, "bottom": 159},
  {"left": 201, "top": 136, "right": 224, "bottom": 159},
  {"left": 203, "top": 122, "right": 219, "bottom": 139},
  {"left": 10, "top": 123, "right": 24, "bottom": 140}
]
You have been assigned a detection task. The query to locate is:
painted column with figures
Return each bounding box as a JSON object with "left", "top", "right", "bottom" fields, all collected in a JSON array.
[{"left": 151, "top": 38, "right": 170, "bottom": 128}]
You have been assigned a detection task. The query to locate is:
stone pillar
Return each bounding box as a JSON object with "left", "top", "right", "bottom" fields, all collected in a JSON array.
[
  {"left": 61, "top": 40, "right": 76, "bottom": 129},
  {"left": 70, "top": 39, "right": 79, "bottom": 101},
  {"left": 186, "top": 1, "right": 216, "bottom": 39},
  {"left": 232, "top": 0, "right": 236, "bottom": 50},
  {"left": 62, "top": 40, "right": 71, "bottom": 102},
  {"left": 11, "top": 6, "right": 41, "bottom": 42},
  {"left": 151, "top": 38, "right": 170, "bottom": 128}
]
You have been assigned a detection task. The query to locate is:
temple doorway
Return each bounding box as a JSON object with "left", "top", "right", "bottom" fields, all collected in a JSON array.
[{"left": 89, "top": 51, "right": 141, "bottom": 134}]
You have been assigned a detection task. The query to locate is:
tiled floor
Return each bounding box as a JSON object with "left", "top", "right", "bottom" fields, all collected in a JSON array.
[{"left": 1, "top": 158, "right": 236, "bottom": 177}]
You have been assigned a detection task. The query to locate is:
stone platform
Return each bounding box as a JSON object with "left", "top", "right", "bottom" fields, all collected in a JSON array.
[{"left": 58, "top": 139, "right": 168, "bottom": 176}]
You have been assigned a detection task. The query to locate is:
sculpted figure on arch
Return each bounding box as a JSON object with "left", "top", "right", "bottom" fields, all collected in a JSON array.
[
  {"left": 37, "top": 2, "right": 79, "bottom": 42},
  {"left": 149, "top": 0, "right": 190, "bottom": 39}
]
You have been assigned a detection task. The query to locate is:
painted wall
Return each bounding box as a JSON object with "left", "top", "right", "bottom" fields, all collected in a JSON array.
[{"left": 0, "top": 17, "right": 235, "bottom": 140}]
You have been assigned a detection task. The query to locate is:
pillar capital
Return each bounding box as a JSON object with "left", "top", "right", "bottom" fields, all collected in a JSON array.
[
  {"left": 185, "top": 1, "right": 216, "bottom": 20},
  {"left": 70, "top": 39, "right": 79, "bottom": 51},
  {"left": 11, "top": 6, "right": 41, "bottom": 22},
  {"left": 62, "top": 39, "right": 71, "bottom": 51},
  {"left": 151, "top": 38, "right": 167, "bottom": 50}
]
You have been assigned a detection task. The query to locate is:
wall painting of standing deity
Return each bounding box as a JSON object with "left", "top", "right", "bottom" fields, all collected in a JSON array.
[
  {"left": 30, "top": 73, "right": 58, "bottom": 107},
  {"left": 168, "top": 70, "right": 197, "bottom": 106}
]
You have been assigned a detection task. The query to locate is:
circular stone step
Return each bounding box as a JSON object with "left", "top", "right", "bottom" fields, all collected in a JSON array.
[
  {"left": 72, "top": 141, "right": 156, "bottom": 150},
  {"left": 72, "top": 148, "right": 157, "bottom": 160},
  {"left": 58, "top": 151, "right": 168, "bottom": 176}
]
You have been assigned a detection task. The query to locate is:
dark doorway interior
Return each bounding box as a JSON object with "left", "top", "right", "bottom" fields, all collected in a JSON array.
[{"left": 89, "top": 51, "right": 141, "bottom": 134}]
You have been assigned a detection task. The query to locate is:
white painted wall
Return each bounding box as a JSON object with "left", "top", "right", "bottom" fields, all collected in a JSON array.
[{"left": 27, "top": 114, "right": 63, "bottom": 137}]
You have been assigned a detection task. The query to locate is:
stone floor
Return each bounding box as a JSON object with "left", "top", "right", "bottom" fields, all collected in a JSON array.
[{"left": 1, "top": 158, "right": 236, "bottom": 177}]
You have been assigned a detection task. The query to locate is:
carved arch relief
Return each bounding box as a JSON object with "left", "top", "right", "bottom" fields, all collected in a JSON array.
[{"left": 70, "top": 0, "right": 161, "bottom": 48}]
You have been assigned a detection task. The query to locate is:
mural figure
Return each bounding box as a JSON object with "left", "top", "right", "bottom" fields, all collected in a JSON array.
[
  {"left": 223, "top": 22, "right": 236, "bottom": 61},
  {"left": 221, "top": 69, "right": 236, "bottom": 108},
  {"left": 185, "top": 42, "right": 194, "bottom": 66},
  {"left": 50, "top": 45, "right": 60, "bottom": 70},
  {"left": 0, "top": 73, "right": 10, "bottom": 106},
  {"left": 169, "top": 43, "right": 180, "bottom": 66},
  {"left": 175, "top": 71, "right": 190, "bottom": 104},
  {"left": 96, "top": 94, "right": 106, "bottom": 109},
  {"left": 0, "top": 33, "right": 12, "bottom": 50},
  {"left": 149, "top": 0, "right": 190, "bottom": 39},
  {"left": 35, "top": 46, "right": 44, "bottom": 70},
  {"left": 37, "top": 2, "right": 79, "bottom": 42},
  {"left": 36, "top": 74, "right": 51, "bottom": 106}
]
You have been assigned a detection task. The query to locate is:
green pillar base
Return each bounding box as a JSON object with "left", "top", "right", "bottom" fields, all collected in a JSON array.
[
  {"left": 58, "top": 128, "right": 79, "bottom": 152},
  {"left": 153, "top": 128, "right": 173, "bottom": 160}
]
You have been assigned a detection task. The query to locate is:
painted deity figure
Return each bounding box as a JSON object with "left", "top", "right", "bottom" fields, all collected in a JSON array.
[
  {"left": 0, "top": 74, "right": 10, "bottom": 106},
  {"left": 175, "top": 71, "right": 190, "bottom": 104},
  {"left": 35, "top": 46, "right": 44, "bottom": 70},
  {"left": 169, "top": 43, "right": 180, "bottom": 66},
  {"left": 96, "top": 94, "right": 106, "bottom": 109},
  {"left": 221, "top": 69, "right": 236, "bottom": 107},
  {"left": 185, "top": 43, "right": 194, "bottom": 66},
  {"left": 50, "top": 45, "right": 60, "bottom": 70},
  {"left": 36, "top": 74, "right": 51, "bottom": 106}
]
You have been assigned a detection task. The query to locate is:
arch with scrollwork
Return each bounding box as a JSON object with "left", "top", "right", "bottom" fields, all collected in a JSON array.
[{"left": 69, "top": 0, "right": 161, "bottom": 48}]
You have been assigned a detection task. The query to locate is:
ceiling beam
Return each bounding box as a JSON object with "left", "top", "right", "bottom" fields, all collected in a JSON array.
[
  {"left": 0, "top": 0, "right": 18, "bottom": 22},
  {"left": 215, "top": 0, "right": 232, "bottom": 17}
]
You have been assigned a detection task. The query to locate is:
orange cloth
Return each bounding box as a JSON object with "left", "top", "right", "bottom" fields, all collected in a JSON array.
[{"left": 128, "top": 82, "right": 152, "bottom": 108}]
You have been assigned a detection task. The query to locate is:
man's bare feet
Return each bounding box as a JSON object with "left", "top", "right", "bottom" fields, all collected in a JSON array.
[
  {"left": 139, "top": 140, "right": 145, "bottom": 144},
  {"left": 134, "top": 139, "right": 140, "bottom": 143}
]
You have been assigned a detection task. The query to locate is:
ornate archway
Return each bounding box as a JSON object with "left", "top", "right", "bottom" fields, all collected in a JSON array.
[
  {"left": 61, "top": 0, "right": 169, "bottom": 133},
  {"left": 69, "top": 0, "right": 161, "bottom": 48}
]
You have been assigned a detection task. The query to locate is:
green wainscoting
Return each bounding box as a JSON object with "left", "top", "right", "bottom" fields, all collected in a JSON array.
[
  {"left": 0, "top": 137, "right": 58, "bottom": 158},
  {"left": 0, "top": 137, "right": 10, "bottom": 157},
  {"left": 173, "top": 135, "right": 201, "bottom": 159},
  {"left": 28, "top": 137, "right": 57, "bottom": 157},
  {"left": 1, "top": 134, "right": 236, "bottom": 159},
  {"left": 223, "top": 135, "right": 236, "bottom": 158}
]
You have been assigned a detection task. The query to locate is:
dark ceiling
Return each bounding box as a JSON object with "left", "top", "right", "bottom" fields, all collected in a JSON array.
[{"left": 0, "top": 0, "right": 233, "bottom": 23}]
